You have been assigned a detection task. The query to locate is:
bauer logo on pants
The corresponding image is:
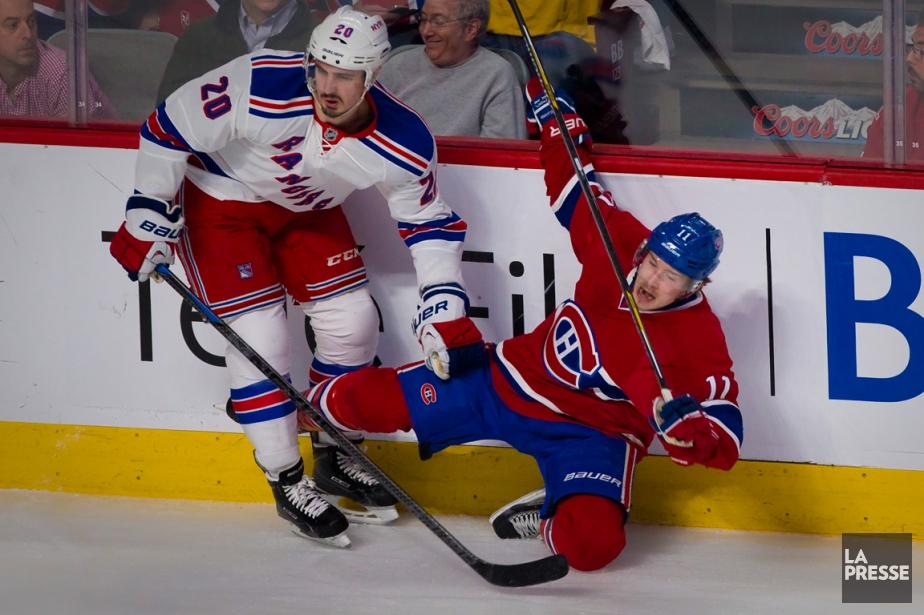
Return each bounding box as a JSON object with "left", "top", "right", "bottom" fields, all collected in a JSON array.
[{"left": 842, "top": 533, "right": 911, "bottom": 603}]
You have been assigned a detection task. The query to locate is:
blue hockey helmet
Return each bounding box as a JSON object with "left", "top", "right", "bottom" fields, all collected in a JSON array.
[{"left": 646, "top": 212, "right": 723, "bottom": 281}]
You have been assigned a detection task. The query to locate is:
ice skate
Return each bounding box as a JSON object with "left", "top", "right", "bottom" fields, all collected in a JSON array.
[
  {"left": 312, "top": 436, "right": 399, "bottom": 525},
  {"left": 266, "top": 458, "right": 351, "bottom": 548},
  {"left": 489, "top": 488, "right": 545, "bottom": 539}
]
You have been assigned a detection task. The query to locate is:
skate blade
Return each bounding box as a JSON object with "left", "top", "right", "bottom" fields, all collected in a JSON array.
[
  {"left": 322, "top": 495, "right": 399, "bottom": 525},
  {"left": 290, "top": 526, "right": 352, "bottom": 549}
]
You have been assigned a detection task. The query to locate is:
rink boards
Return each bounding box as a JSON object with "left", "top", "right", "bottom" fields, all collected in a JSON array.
[{"left": 0, "top": 140, "right": 922, "bottom": 537}]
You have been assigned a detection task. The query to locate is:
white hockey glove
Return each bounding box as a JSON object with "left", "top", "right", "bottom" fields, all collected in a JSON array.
[
  {"left": 412, "top": 283, "right": 470, "bottom": 379},
  {"left": 110, "top": 194, "right": 183, "bottom": 282},
  {"left": 417, "top": 317, "right": 486, "bottom": 380}
]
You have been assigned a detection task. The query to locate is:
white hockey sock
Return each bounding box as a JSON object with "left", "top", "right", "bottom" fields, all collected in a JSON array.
[{"left": 244, "top": 412, "right": 301, "bottom": 475}]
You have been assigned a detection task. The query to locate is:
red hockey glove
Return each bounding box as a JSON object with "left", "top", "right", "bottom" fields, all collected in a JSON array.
[
  {"left": 417, "top": 317, "right": 486, "bottom": 380},
  {"left": 651, "top": 395, "right": 721, "bottom": 467},
  {"left": 525, "top": 76, "right": 590, "bottom": 146},
  {"left": 110, "top": 194, "right": 183, "bottom": 282}
]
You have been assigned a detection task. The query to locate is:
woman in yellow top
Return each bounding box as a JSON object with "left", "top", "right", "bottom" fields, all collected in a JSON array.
[{"left": 483, "top": 0, "right": 599, "bottom": 87}]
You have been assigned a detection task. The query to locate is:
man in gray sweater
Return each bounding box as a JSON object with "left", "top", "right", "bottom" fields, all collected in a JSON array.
[{"left": 377, "top": 0, "right": 526, "bottom": 139}]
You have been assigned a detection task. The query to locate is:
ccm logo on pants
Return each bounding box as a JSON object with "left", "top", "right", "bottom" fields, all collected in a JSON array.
[{"left": 327, "top": 248, "right": 359, "bottom": 266}]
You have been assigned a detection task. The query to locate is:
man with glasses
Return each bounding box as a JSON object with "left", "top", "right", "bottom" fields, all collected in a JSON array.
[
  {"left": 376, "top": 0, "right": 525, "bottom": 138},
  {"left": 863, "top": 11, "right": 924, "bottom": 163}
]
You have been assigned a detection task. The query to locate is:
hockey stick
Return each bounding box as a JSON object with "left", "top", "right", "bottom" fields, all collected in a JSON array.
[
  {"left": 505, "top": 0, "right": 689, "bottom": 446},
  {"left": 153, "top": 264, "right": 569, "bottom": 587}
]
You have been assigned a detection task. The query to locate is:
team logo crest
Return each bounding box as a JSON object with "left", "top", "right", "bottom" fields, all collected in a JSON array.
[
  {"left": 324, "top": 127, "right": 339, "bottom": 141},
  {"left": 420, "top": 383, "right": 437, "bottom": 405},
  {"left": 543, "top": 300, "right": 601, "bottom": 389},
  {"left": 237, "top": 263, "right": 254, "bottom": 279}
]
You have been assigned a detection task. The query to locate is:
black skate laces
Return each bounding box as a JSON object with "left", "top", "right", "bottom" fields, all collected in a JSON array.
[
  {"left": 284, "top": 477, "right": 333, "bottom": 518},
  {"left": 336, "top": 451, "right": 378, "bottom": 487}
]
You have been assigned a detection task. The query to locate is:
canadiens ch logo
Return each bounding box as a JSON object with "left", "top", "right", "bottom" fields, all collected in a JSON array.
[
  {"left": 420, "top": 383, "right": 437, "bottom": 405},
  {"left": 543, "top": 300, "right": 602, "bottom": 389}
]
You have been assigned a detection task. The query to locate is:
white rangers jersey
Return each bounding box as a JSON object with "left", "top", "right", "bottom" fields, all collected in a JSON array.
[{"left": 134, "top": 49, "right": 466, "bottom": 289}]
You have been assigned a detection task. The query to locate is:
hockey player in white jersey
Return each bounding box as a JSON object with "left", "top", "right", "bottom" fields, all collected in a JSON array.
[{"left": 109, "top": 6, "right": 470, "bottom": 547}]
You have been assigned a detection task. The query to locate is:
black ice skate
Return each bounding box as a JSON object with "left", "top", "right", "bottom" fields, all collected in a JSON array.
[
  {"left": 266, "top": 458, "right": 351, "bottom": 548},
  {"left": 489, "top": 488, "right": 545, "bottom": 540},
  {"left": 312, "top": 437, "right": 399, "bottom": 525}
]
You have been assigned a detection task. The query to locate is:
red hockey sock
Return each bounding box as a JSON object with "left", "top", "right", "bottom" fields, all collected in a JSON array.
[
  {"left": 542, "top": 494, "right": 626, "bottom": 572},
  {"left": 320, "top": 367, "right": 413, "bottom": 433}
]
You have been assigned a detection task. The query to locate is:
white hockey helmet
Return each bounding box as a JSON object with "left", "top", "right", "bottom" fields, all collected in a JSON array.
[{"left": 306, "top": 6, "right": 391, "bottom": 89}]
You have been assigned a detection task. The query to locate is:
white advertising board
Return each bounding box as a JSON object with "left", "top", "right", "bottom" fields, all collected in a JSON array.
[{"left": 0, "top": 143, "right": 922, "bottom": 470}]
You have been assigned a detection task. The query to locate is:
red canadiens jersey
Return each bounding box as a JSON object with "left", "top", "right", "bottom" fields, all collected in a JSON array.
[{"left": 490, "top": 138, "right": 743, "bottom": 459}]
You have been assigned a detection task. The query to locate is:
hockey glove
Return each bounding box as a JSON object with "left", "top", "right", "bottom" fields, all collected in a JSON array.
[
  {"left": 110, "top": 194, "right": 183, "bottom": 282},
  {"left": 417, "top": 317, "right": 486, "bottom": 380},
  {"left": 651, "top": 394, "right": 721, "bottom": 467},
  {"left": 525, "top": 76, "right": 590, "bottom": 145},
  {"left": 412, "top": 283, "right": 472, "bottom": 379}
]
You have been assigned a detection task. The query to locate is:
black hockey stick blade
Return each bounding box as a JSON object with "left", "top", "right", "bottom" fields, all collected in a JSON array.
[
  {"left": 473, "top": 554, "right": 569, "bottom": 587},
  {"left": 153, "top": 265, "right": 570, "bottom": 587}
]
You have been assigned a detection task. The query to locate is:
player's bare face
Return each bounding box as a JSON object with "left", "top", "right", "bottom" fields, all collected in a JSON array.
[
  {"left": 312, "top": 61, "right": 367, "bottom": 124},
  {"left": 634, "top": 252, "right": 694, "bottom": 310}
]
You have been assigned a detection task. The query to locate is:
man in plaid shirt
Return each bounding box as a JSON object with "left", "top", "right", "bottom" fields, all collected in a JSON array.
[{"left": 0, "top": 0, "right": 113, "bottom": 119}]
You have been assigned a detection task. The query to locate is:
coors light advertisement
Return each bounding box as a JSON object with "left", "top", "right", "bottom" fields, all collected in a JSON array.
[
  {"left": 681, "top": 88, "right": 879, "bottom": 144},
  {"left": 731, "top": 5, "right": 916, "bottom": 57}
]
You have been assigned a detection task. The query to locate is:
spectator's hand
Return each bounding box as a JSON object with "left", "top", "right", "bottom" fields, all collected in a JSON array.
[
  {"left": 109, "top": 194, "right": 183, "bottom": 283},
  {"left": 524, "top": 76, "right": 590, "bottom": 145},
  {"left": 651, "top": 395, "right": 721, "bottom": 467}
]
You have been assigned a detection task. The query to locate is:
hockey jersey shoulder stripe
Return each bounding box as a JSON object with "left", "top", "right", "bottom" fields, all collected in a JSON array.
[
  {"left": 360, "top": 135, "right": 425, "bottom": 177},
  {"left": 140, "top": 103, "right": 191, "bottom": 152},
  {"left": 251, "top": 52, "right": 303, "bottom": 67},
  {"left": 397, "top": 212, "right": 467, "bottom": 246},
  {"left": 366, "top": 130, "right": 428, "bottom": 175},
  {"left": 366, "top": 85, "right": 434, "bottom": 162},
  {"left": 249, "top": 94, "right": 313, "bottom": 119},
  {"left": 249, "top": 51, "right": 311, "bottom": 110}
]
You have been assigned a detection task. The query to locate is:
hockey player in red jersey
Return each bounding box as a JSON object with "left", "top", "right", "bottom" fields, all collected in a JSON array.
[
  {"left": 308, "top": 77, "right": 743, "bottom": 571},
  {"left": 109, "top": 7, "right": 472, "bottom": 547}
]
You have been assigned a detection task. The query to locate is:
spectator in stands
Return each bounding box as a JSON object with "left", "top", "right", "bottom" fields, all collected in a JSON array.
[
  {"left": 482, "top": 0, "right": 597, "bottom": 88},
  {"left": 156, "top": 0, "right": 320, "bottom": 102},
  {"left": 0, "top": 0, "right": 113, "bottom": 119},
  {"left": 33, "top": 1, "right": 218, "bottom": 39},
  {"left": 863, "top": 11, "right": 924, "bottom": 164},
  {"left": 377, "top": 0, "right": 525, "bottom": 139}
]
